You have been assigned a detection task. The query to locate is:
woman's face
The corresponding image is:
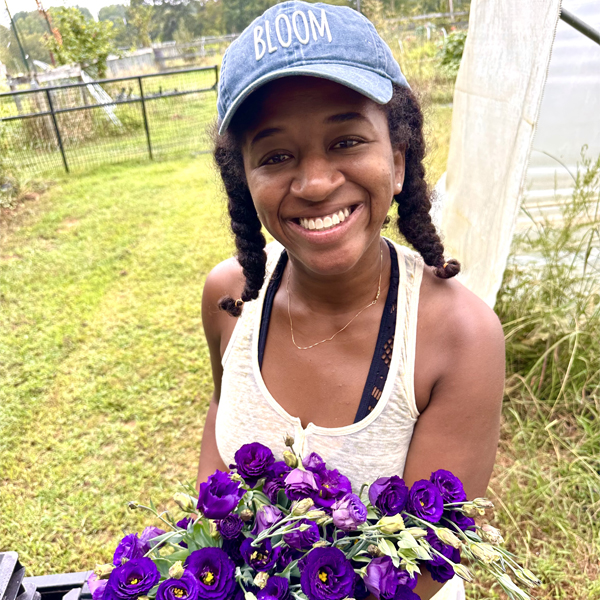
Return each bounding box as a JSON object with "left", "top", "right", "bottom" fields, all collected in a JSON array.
[{"left": 240, "top": 77, "right": 405, "bottom": 277}]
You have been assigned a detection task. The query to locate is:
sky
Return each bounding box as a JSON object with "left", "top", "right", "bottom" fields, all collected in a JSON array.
[{"left": 0, "top": 0, "right": 126, "bottom": 27}]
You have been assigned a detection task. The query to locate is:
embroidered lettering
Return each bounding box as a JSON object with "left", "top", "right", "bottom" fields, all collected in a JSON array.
[
  {"left": 264, "top": 20, "right": 277, "bottom": 53},
  {"left": 292, "top": 10, "right": 310, "bottom": 45},
  {"left": 275, "top": 14, "right": 292, "bottom": 48},
  {"left": 254, "top": 25, "right": 266, "bottom": 60},
  {"left": 308, "top": 9, "right": 332, "bottom": 42}
]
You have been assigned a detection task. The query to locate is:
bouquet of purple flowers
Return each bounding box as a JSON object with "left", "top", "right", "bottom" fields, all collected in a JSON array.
[{"left": 89, "top": 441, "right": 540, "bottom": 600}]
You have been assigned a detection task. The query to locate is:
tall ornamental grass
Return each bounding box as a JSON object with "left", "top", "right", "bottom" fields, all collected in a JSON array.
[{"left": 488, "top": 149, "right": 600, "bottom": 599}]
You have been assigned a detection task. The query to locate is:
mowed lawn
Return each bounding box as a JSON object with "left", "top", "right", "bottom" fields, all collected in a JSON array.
[{"left": 0, "top": 156, "right": 232, "bottom": 574}]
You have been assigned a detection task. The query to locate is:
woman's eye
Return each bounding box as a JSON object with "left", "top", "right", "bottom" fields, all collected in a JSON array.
[
  {"left": 263, "top": 153, "right": 290, "bottom": 165},
  {"left": 333, "top": 139, "right": 361, "bottom": 150}
]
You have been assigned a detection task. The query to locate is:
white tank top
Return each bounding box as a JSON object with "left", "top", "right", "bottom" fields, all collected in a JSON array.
[{"left": 215, "top": 238, "right": 465, "bottom": 600}]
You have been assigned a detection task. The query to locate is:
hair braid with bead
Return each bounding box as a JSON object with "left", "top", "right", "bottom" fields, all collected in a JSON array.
[{"left": 213, "top": 84, "right": 459, "bottom": 317}]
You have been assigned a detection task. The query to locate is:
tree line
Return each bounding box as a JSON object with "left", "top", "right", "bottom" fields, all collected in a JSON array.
[{"left": 0, "top": 0, "right": 469, "bottom": 76}]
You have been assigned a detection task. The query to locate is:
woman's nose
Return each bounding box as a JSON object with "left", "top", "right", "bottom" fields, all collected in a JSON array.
[{"left": 290, "top": 154, "right": 345, "bottom": 202}]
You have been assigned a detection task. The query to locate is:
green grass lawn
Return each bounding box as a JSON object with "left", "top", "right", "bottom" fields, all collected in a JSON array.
[{"left": 1, "top": 105, "right": 598, "bottom": 600}]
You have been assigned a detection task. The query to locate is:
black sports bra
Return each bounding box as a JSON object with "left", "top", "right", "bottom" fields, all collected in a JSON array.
[{"left": 257, "top": 240, "right": 399, "bottom": 424}]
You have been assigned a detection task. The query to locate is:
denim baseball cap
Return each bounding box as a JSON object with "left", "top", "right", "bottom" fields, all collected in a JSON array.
[{"left": 217, "top": 1, "right": 409, "bottom": 134}]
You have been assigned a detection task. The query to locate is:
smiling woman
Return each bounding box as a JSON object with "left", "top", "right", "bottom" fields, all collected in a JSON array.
[{"left": 196, "top": 3, "right": 505, "bottom": 600}]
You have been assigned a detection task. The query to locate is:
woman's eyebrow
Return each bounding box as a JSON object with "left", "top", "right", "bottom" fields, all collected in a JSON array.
[
  {"left": 250, "top": 127, "right": 282, "bottom": 148},
  {"left": 325, "top": 112, "right": 368, "bottom": 124}
]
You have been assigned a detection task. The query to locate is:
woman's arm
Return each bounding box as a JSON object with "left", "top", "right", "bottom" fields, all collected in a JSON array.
[
  {"left": 196, "top": 259, "right": 244, "bottom": 489},
  {"left": 403, "top": 279, "right": 506, "bottom": 599}
]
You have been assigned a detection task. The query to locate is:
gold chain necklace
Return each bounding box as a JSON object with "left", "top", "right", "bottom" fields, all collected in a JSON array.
[{"left": 286, "top": 244, "right": 383, "bottom": 351}]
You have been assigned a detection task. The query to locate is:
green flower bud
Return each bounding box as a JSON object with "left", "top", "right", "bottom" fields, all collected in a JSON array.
[
  {"left": 461, "top": 503, "right": 479, "bottom": 517},
  {"left": 497, "top": 574, "right": 531, "bottom": 600},
  {"left": 515, "top": 568, "right": 541, "bottom": 588},
  {"left": 168, "top": 561, "right": 185, "bottom": 579},
  {"left": 405, "top": 527, "right": 428, "bottom": 539},
  {"left": 283, "top": 450, "right": 298, "bottom": 468},
  {"left": 93, "top": 564, "right": 114, "bottom": 579},
  {"left": 452, "top": 563, "right": 474, "bottom": 583},
  {"left": 209, "top": 520, "right": 220, "bottom": 539},
  {"left": 127, "top": 502, "right": 139, "bottom": 510},
  {"left": 229, "top": 473, "right": 244, "bottom": 483},
  {"left": 480, "top": 524, "right": 504, "bottom": 545},
  {"left": 435, "top": 527, "right": 462, "bottom": 549},
  {"left": 253, "top": 572, "right": 269, "bottom": 589},
  {"left": 377, "top": 514, "right": 405, "bottom": 534},
  {"left": 139, "top": 596, "right": 150, "bottom": 600},
  {"left": 240, "top": 509, "right": 254, "bottom": 521},
  {"left": 291, "top": 498, "right": 314, "bottom": 516},
  {"left": 173, "top": 493, "right": 196, "bottom": 513},
  {"left": 316, "top": 516, "right": 332, "bottom": 526},
  {"left": 473, "top": 498, "right": 494, "bottom": 510},
  {"left": 305, "top": 509, "right": 327, "bottom": 520},
  {"left": 312, "top": 541, "right": 329, "bottom": 548},
  {"left": 245, "top": 593, "right": 258, "bottom": 600},
  {"left": 469, "top": 542, "right": 501, "bottom": 564}
]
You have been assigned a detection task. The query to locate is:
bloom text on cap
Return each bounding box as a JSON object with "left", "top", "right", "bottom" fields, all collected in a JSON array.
[{"left": 254, "top": 9, "right": 333, "bottom": 61}]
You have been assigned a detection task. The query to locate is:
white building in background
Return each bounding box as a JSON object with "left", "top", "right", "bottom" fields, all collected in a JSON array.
[{"left": 522, "top": 0, "right": 600, "bottom": 227}]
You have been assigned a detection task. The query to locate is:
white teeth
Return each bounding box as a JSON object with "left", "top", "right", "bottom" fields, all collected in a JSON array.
[{"left": 297, "top": 207, "right": 353, "bottom": 231}]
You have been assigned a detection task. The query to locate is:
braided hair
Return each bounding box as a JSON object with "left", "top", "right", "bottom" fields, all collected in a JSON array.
[{"left": 213, "top": 83, "right": 460, "bottom": 317}]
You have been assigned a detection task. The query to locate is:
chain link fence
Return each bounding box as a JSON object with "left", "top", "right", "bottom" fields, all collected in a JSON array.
[{"left": 0, "top": 66, "right": 218, "bottom": 176}]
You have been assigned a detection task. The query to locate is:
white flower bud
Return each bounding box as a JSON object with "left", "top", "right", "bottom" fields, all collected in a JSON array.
[
  {"left": 173, "top": 493, "right": 196, "bottom": 512},
  {"left": 253, "top": 572, "right": 269, "bottom": 589},
  {"left": 435, "top": 527, "right": 462, "bottom": 549},
  {"left": 404, "top": 527, "right": 428, "bottom": 539},
  {"left": 312, "top": 541, "right": 329, "bottom": 548},
  {"left": 515, "top": 568, "right": 541, "bottom": 588},
  {"left": 284, "top": 434, "right": 295, "bottom": 448},
  {"left": 283, "top": 450, "right": 298, "bottom": 468},
  {"left": 461, "top": 503, "right": 479, "bottom": 517},
  {"left": 209, "top": 520, "right": 220, "bottom": 539},
  {"left": 305, "top": 510, "right": 327, "bottom": 520},
  {"left": 245, "top": 593, "right": 258, "bottom": 600},
  {"left": 229, "top": 473, "right": 244, "bottom": 483},
  {"left": 469, "top": 542, "right": 501, "bottom": 564},
  {"left": 473, "top": 498, "right": 494, "bottom": 510},
  {"left": 480, "top": 524, "right": 504, "bottom": 545},
  {"left": 291, "top": 498, "right": 314, "bottom": 516},
  {"left": 452, "top": 563, "right": 474, "bottom": 583},
  {"left": 93, "top": 564, "right": 114, "bottom": 579},
  {"left": 168, "top": 561, "right": 185, "bottom": 579},
  {"left": 377, "top": 515, "right": 405, "bottom": 534},
  {"left": 316, "top": 516, "right": 332, "bottom": 526}
]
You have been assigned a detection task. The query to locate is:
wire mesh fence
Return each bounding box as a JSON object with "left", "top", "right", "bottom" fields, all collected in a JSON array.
[{"left": 0, "top": 66, "right": 218, "bottom": 177}]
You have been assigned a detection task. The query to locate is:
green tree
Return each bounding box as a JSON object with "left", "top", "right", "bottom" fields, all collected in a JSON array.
[
  {"left": 127, "top": 0, "right": 154, "bottom": 47},
  {"left": 99, "top": 4, "right": 138, "bottom": 48},
  {"left": 46, "top": 7, "right": 116, "bottom": 77}
]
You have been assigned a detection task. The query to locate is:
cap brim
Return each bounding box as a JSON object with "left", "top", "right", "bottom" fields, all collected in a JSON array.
[{"left": 218, "top": 63, "right": 400, "bottom": 135}]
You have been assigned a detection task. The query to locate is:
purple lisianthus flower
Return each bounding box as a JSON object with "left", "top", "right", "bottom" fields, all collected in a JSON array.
[
  {"left": 283, "top": 518, "right": 320, "bottom": 550},
  {"left": 263, "top": 461, "right": 292, "bottom": 503},
  {"left": 302, "top": 452, "right": 327, "bottom": 474},
  {"left": 284, "top": 468, "right": 320, "bottom": 501},
  {"left": 353, "top": 574, "right": 370, "bottom": 600},
  {"left": 177, "top": 517, "right": 192, "bottom": 549},
  {"left": 156, "top": 572, "right": 199, "bottom": 600},
  {"left": 277, "top": 545, "right": 301, "bottom": 571},
  {"left": 86, "top": 574, "right": 107, "bottom": 600},
  {"left": 446, "top": 510, "right": 475, "bottom": 531},
  {"left": 331, "top": 493, "right": 367, "bottom": 531},
  {"left": 233, "top": 442, "right": 275, "bottom": 486},
  {"left": 257, "top": 576, "right": 290, "bottom": 600},
  {"left": 104, "top": 558, "right": 160, "bottom": 600},
  {"left": 315, "top": 469, "right": 352, "bottom": 508},
  {"left": 240, "top": 537, "right": 281, "bottom": 572},
  {"left": 184, "top": 548, "right": 237, "bottom": 600},
  {"left": 430, "top": 470, "right": 467, "bottom": 503},
  {"left": 364, "top": 557, "right": 418, "bottom": 599},
  {"left": 197, "top": 470, "right": 245, "bottom": 519},
  {"left": 299, "top": 547, "right": 355, "bottom": 600},
  {"left": 407, "top": 480, "right": 444, "bottom": 523},
  {"left": 217, "top": 513, "right": 244, "bottom": 539},
  {"left": 222, "top": 534, "right": 245, "bottom": 566},
  {"left": 139, "top": 526, "right": 165, "bottom": 552},
  {"left": 393, "top": 586, "right": 420, "bottom": 600},
  {"left": 425, "top": 529, "right": 460, "bottom": 584},
  {"left": 368, "top": 476, "right": 409, "bottom": 516},
  {"left": 112, "top": 533, "right": 144, "bottom": 566},
  {"left": 252, "top": 505, "right": 283, "bottom": 535}
]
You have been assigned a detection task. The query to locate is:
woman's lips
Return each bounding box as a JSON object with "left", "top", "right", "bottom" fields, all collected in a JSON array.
[{"left": 286, "top": 204, "right": 363, "bottom": 243}]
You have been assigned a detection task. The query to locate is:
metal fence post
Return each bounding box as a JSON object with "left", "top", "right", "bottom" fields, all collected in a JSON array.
[
  {"left": 45, "top": 88, "right": 69, "bottom": 173},
  {"left": 138, "top": 76, "right": 153, "bottom": 160}
]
